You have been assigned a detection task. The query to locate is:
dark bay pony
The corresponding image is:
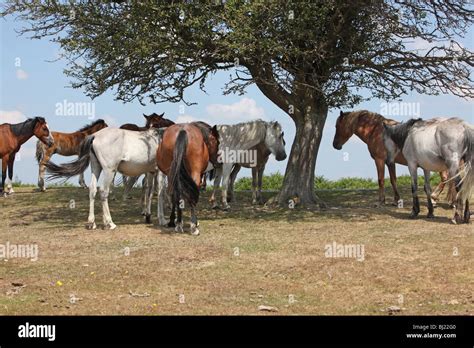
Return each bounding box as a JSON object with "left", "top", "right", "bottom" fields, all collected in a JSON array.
[
  {"left": 156, "top": 122, "right": 219, "bottom": 235},
  {"left": 36, "top": 119, "right": 108, "bottom": 191},
  {"left": 333, "top": 110, "right": 453, "bottom": 206},
  {"left": 0, "top": 117, "right": 54, "bottom": 195},
  {"left": 120, "top": 113, "right": 174, "bottom": 131}
]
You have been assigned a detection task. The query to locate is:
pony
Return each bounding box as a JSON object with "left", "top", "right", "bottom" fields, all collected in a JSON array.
[
  {"left": 156, "top": 122, "right": 219, "bottom": 235},
  {"left": 383, "top": 117, "right": 473, "bottom": 224},
  {"left": 119, "top": 112, "right": 175, "bottom": 198},
  {"left": 120, "top": 113, "right": 174, "bottom": 131},
  {"left": 333, "top": 110, "right": 453, "bottom": 206},
  {"left": 209, "top": 120, "right": 287, "bottom": 210},
  {"left": 45, "top": 127, "right": 165, "bottom": 229},
  {"left": 0, "top": 117, "right": 53, "bottom": 195},
  {"left": 36, "top": 119, "right": 108, "bottom": 191}
]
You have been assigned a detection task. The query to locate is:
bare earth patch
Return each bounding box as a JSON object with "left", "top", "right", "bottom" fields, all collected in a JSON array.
[{"left": 0, "top": 187, "right": 472, "bottom": 315}]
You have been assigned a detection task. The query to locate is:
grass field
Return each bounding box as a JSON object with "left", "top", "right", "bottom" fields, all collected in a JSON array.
[{"left": 0, "top": 185, "right": 472, "bottom": 315}]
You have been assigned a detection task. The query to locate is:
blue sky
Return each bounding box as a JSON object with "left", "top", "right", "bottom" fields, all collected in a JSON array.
[{"left": 1, "top": 14, "right": 473, "bottom": 185}]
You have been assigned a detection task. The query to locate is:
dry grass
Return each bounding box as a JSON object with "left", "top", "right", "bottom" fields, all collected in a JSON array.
[{"left": 0, "top": 186, "right": 472, "bottom": 315}]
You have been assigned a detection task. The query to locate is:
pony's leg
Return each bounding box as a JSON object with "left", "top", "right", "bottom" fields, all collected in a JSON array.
[
  {"left": 251, "top": 166, "right": 258, "bottom": 205},
  {"left": 87, "top": 155, "right": 101, "bottom": 230},
  {"left": 227, "top": 164, "right": 240, "bottom": 203},
  {"left": 157, "top": 172, "right": 167, "bottom": 226},
  {"left": 423, "top": 169, "right": 434, "bottom": 218},
  {"left": 210, "top": 168, "right": 221, "bottom": 209},
  {"left": 430, "top": 171, "right": 447, "bottom": 204},
  {"left": 123, "top": 175, "right": 138, "bottom": 201},
  {"left": 175, "top": 204, "right": 184, "bottom": 233},
  {"left": 387, "top": 162, "right": 400, "bottom": 205},
  {"left": 38, "top": 150, "right": 51, "bottom": 192},
  {"left": 1, "top": 155, "right": 7, "bottom": 196},
  {"left": 220, "top": 164, "right": 233, "bottom": 210},
  {"left": 144, "top": 173, "right": 154, "bottom": 223},
  {"left": 6, "top": 153, "right": 16, "bottom": 195},
  {"left": 408, "top": 164, "right": 420, "bottom": 218},
  {"left": 168, "top": 203, "right": 176, "bottom": 228},
  {"left": 190, "top": 205, "right": 200, "bottom": 236},
  {"left": 375, "top": 158, "right": 386, "bottom": 206},
  {"left": 256, "top": 165, "right": 265, "bottom": 205},
  {"left": 100, "top": 170, "right": 117, "bottom": 230},
  {"left": 463, "top": 199, "right": 470, "bottom": 223}
]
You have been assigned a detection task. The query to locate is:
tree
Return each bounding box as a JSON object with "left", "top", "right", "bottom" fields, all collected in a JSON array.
[{"left": 3, "top": 0, "right": 473, "bottom": 206}]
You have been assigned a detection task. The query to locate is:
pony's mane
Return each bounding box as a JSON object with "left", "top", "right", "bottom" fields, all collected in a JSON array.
[
  {"left": 341, "top": 110, "right": 397, "bottom": 125},
  {"left": 386, "top": 118, "right": 422, "bottom": 149},
  {"left": 10, "top": 117, "right": 45, "bottom": 137},
  {"left": 78, "top": 119, "right": 105, "bottom": 132}
]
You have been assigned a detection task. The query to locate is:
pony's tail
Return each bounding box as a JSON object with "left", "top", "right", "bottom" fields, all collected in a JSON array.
[
  {"left": 45, "top": 136, "right": 94, "bottom": 181},
  {"left": 35, "top": 140, "right": 44, "bottom": 163},
  {"left": 168, "top": 129, "right": 199, "bottom": 208},
  {"left": 457, "top": 126, "right": 474, "bottom": 202}
]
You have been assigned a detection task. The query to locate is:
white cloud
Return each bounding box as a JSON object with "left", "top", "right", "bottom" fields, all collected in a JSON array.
[
  {"left": 0, "top": 110, "right": 26, "bottom": 124},
  {"left": 16, "top": 69, "right": 28, "bottom": 80},
  {"left": 206, "top": 98, "right": 266, "bottom": 123},
  {"left": 175, "top": 114, "right": 199, "bottom": 123}
]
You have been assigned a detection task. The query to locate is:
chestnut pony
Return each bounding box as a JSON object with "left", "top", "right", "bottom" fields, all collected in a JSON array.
[
  {"left": 156, "top": 122, "right": 219, "bottom": 235},
  {"left": 0, "top": 117, "right": 54, "bottom": 195},
  {"left": 36, "top": 119, "right": 108, "bottom": 191},
  {"left": 333, "top": 110, "right": 454, "bottom": 206}
]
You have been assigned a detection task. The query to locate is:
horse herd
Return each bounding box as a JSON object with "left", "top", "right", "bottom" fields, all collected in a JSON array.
[{"left": 0, "top": 110, "right": 472, "bottom": 234}]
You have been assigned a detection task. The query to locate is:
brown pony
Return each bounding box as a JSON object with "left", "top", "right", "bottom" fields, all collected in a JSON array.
[
  {"left": 156, "top": 122, "right": 219, "bottom": 235},
  {"left": 333, "top": 110, "right": 454, "bottom": 206},
  {"left": 36, "top": 119, "right": 108, "bottom": 191},
  {"left": 120, "top": 113, "right": 174, "bottom": 131},
  {"left": 0, "top": 117, "right": 54, "bottom": 195}
]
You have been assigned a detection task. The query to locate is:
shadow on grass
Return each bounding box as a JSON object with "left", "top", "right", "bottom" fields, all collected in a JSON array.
[{"left": 8, "top": 186, "right": 459, "bottom": 229}]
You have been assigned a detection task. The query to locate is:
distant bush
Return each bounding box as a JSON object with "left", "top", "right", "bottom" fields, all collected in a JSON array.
[{"left": 233, "top": 172, "right": 442, "bottom": 191}]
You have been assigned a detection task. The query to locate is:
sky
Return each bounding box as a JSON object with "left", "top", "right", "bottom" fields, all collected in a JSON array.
[{"left": 0, "top": 11, "right": 473, "bottom": 186}]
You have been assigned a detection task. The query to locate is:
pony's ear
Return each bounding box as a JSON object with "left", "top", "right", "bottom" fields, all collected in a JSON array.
[
  {"left": 143, "top": 113, "right": 149, "bottom": 119},
  {"left": 339, "top": 111, "right": 344, "bottom": 117},
  {"left": 159, "top": 112, "right": 164, "bottom": 118},
  {"left": 211, "top": 125, "right": 219, "bottom": 139}
]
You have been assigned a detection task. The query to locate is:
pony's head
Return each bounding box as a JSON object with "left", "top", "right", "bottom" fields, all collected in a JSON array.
[
  {"left": 33, "top": 117, "right": 54, "bottom": 147},
  {"left": 144, "top": 112, "right": 174, "bottom": 128},
  {"left": 265, "top": 121, "right": 287, "bottom": 161},
  {"left": 90, "top": 119, "right": 108, "bottom": 132},
  {"left": 333, "top": 111, "right": 353, "bottom": 150}
]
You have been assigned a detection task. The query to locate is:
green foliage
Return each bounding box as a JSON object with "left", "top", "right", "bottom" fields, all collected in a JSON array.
[{"left": 233, "top": 172, "right": 442, "bottom": 191}]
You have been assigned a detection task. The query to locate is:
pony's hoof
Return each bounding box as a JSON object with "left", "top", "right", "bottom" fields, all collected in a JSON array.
[
  {"left": 426, "top": 213, "right": 435, "bottom": 219},
  {"left": 103, "top": 223, "right": 117, "bottom": 230},
  {"left": 252, "top": 199, "right": 258, "bottom": 205},
  {"left": 86, "top": 222, "right": 97, "bottom": 230},
  {"left": 145, "top": 214, "right": 151, "bottom": 224},
  {"left": 451, "top": 213, "right": 463, "bottom": 225},
  {"left": 175, "top": 224, "right": 184, "bottom": 233},
  {"left": 190, "top": 223, "right": 200, "bottom": 236},
  {"left": 222, "top": 204, "right": 230, "bottom": 211},
  {"left": 211, "top": 204, "right": 220, "bottom": 210},
  {"left": 409, "top": 212, "right": 418, "bottom": 219}
]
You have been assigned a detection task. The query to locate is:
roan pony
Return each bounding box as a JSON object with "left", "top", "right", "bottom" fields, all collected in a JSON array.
[{"left": 383, "top": 117, "right": 473, "bottom": 224}]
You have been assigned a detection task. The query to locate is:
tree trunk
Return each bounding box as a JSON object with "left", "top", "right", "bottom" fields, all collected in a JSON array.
[{"left": 273, "top": 102, "right": 328, "bottom": 207}]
